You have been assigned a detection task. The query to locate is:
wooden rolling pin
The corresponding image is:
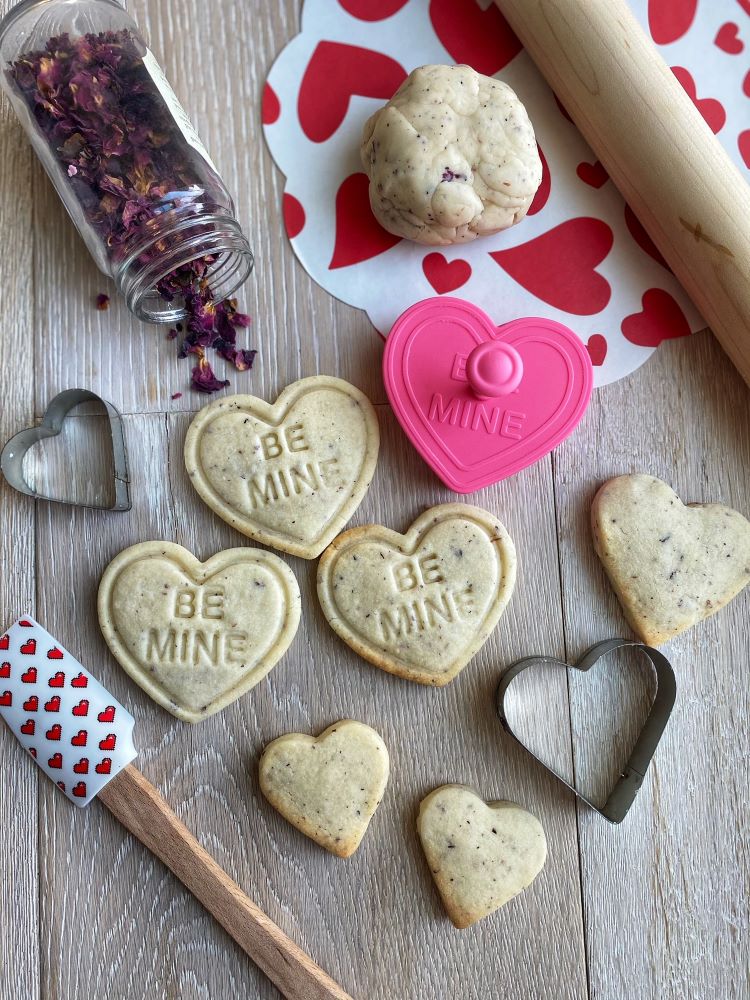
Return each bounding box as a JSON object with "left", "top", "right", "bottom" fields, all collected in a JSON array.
[{"left": 495, "top": 0, "right": 750, "bottom": 388}]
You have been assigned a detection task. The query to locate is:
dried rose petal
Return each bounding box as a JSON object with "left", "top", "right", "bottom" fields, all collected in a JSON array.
[
  {"left": 95, "top": 293, "right": 110, "bottom": 310},
  {"left": 10, "top": 28, "right": 256, "bottom": 395}
]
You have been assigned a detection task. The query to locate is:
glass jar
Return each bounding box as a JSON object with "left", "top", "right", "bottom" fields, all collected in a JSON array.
[{"left": 0, "top": 0, "right": 253, "bottom": 322}]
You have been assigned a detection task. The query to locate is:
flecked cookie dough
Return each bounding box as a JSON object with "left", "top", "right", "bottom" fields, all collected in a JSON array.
[
  {"left": 317, "top": 503, "right": 516, "bottom": 685},
  {"left": 417, "top": 785, "right": 547, "bottom": 929},
  {"left": 360, "top": 63, "right": 542, "bottom": 245},
  {"left": 592, "top": 474, "right": 750, "bottom": 645},
  {"left": 259, "top": 721, "right": 389, "bottom": 857},
  {"left": 98, "top": 542, "right": 301, "bottom": 722},
  {"left": 184, "top": 376, "right": 380, "bottom": 559}
]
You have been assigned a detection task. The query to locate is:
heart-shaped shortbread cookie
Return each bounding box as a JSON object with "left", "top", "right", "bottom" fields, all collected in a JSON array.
[
  {"left": 259, "top": 721, "right": 389, "bottom": 857},
  {"left": 317, "top": 504, "right": 516, "bottom": 685},
  {"left": 592, "top": 474, "right": 750, "bottom": 645},
  {"left": 417, "top": 785, "right": 547, "bottom": 929},
  {"left": 184, "top": 376, "right": 380, "bottom": 559},
  {"left": 98, "top": 542, "right": 301, "bottom": 722}
]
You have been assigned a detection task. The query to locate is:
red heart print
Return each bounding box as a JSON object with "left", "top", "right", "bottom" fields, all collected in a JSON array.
[
  {"left": 47, "top": 647, "right": 64, "bottom": 660},
  {"left": 624, "top": 205, "right": 670, "bottom": 270},
  {"left": 430, "top": 0, "right": 521, "bottom": 75},
  {"left": 671, "top": 67, "right": 726, "bottom": 133},
  {"left": 72, "top": 782, "right": 87, "bottom": 798},
  {"left": 20, "top": 639, "right": 36, "bottom": 655},
  {"left": 527, "top": 145, "right": 550, "bottom": 217},
  {"left": 20, "top": 720, "right": 35, "bottom": 736},
  {"left": 648, "top": 0, "right": 697, "bottom": 43},
  {"left": 21, "top": 667, "right": 37, "bottom": 683},
  {"left": 489, "top": 218, "right": 614, "bottom": 314},
  {"left": 71, "top": 672, "right": 88, "bottom": 689},
  {"left": 23, "top": 696, "right": 39, "bottom": 712},
  {"left": 48, "top": 672, "right": 65, "bottom": 688},
  {"left": 72, "top": 699, "right": 89, "bottom": 717},
  {"left": 739, "top": 130, "right": 750, "bottom": 169},
  {"left": 261, "top": 82, "right": 280, "bottom": 126},
  {"left": 576, "top": 160, "right": 609, "bottom": 188},
  {"left": 621, "top": 289, "right": 690, "bottom": 347},
  {"left": 744, "top": 70, "right": 750, "bottom": 98},
  {"left": 0, "top": 691, "right": 12, "bottom": 707},
  {"left": 99, "top": 734, "right": 117, "bottom": 751},
  {"left": 298, "top": 42, "right": 406, "bottom": 143},
  {"left": 739, "top": 0, "right": 750, "bottom": 15},
  {"left": 0, "top": 662, "right": 10, "bottom": 678},
  {"left": 330, "top": 172, "right": 402, "bottom": 269},
  {"left": 57, "top": 781, "right": 65, "bottom": 792},
  {"left": 0, "top": 635, "right": 8, "bottom": 650},
  {"left": 283, "top": 193, "right": 306, "bottom": 240},
  {"left": 29, "top": 748, "right": 37, "bottom": 758},
  {"left": 95, "top": 758, "right": 113, "bottom": 775},
  {"left": 98, "top": 706, "right": 116, "bottom": 723},
  {"left": 48, "top": 753, "right": 63, "bottom": 769},
  {"left": 44, "top": 696, "right": 61, "bottom": 713},
  {"left": 422, "top": 253, "right": 472, "bottom": 294},
  {"left": 71, "top": 730, "right": 88, "bottom": 747},
  {"left": 18, "top": 620, "right": 33, "bottom": 627},
  {"left": 339, "top": 0, "right": 409, "bottom": 19},
  {"left": 714, "top": 22, "right": 744, "bottom": 54},
  {"left": 73, "top": 758, "right": 89, "bottom": 775},
  {"left": 46, "top": 724, "right": 62, "bottom": 741},
  {"left": 586, "top": 334, "right": 608, "bottom": 366}
]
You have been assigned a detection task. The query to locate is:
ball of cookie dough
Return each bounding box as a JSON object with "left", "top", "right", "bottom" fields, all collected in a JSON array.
[{"left": 360, "top": 64, "right": 542, "bottom": 246}]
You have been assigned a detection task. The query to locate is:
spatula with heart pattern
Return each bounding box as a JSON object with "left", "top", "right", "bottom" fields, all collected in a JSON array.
[{"left": 0, "top": 617, "right": 350, "bottom": 1000}]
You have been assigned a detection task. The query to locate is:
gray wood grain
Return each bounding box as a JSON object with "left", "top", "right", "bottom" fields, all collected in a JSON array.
[
  {"left": 554, "top": 331, "right": 750, "bottom": 1000},
  {"left": 0, "top": 9, "right": 39, "bottom": 994},
  {"left": 0, "top": 0, "right": 747, "bottom": 998}
]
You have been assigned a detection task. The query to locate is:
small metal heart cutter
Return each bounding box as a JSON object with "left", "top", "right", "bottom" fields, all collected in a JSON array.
[
  {"left": 0, "top": 389, "right": 131, "bottom": 511},
  {"left": 496, "top": 639, "right": 677, "bottom": 823}
]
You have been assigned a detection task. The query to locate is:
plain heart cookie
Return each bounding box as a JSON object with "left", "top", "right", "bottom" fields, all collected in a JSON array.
[
  {"left": 259, "top": 720, "right": 389, "bottom": 857},
  {"left": 98, "top": 542, "right": 301, "bottom": 722},
  {"left": 592, "top": 474, "right": 750, "bottom": 645},
  {"left": 317, "top": 503, "right": 516, "bottom": 685},
  {"left": 417, "top": 785, "right": 547, "bottom": 929},
  {"left": 184, "top": 376, "right": 380, "bottom": 559}
]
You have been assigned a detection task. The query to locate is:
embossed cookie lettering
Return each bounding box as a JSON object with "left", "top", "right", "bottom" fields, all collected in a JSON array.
[
  {"left": 184, "top": 376, "right": 380, "bottom": 559},
  {"left": 98, "top": 542, "right": 301, "bottom": 722},
  {"left": 317, "top": 504, "right": 516, "bottom": 685}
]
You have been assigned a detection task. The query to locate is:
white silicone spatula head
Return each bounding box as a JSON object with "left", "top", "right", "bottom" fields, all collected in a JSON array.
[{"left": 0, "top": 617, "right": 137, "bottom": 805}]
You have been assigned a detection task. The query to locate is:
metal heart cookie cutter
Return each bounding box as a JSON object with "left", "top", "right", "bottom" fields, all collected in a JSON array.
[
  {"left": 0, "top": 389, "right": 131, "bottom": 511},
  {"left": 496, "top": 639, "right": 677, "bottom": 823}
]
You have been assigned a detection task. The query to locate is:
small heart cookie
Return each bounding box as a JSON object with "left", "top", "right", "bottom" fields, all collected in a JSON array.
[
  {"left": 98, "top": 542, "right": 301, "bottom": 722},
  {"left": 259, "top": 721, "right": 389, "bottom": 857},
  {"left": 317, "top": 504, "right": 516, "bottom": 685},
  {"left": 184, "top": 376, "right": 380, "bottom": 559},
  {"left": 417, "top": 785, "right": 547, "bottom": 929},
  {"left": 592, "top": 474, "right": 750, "bottom": 645}
]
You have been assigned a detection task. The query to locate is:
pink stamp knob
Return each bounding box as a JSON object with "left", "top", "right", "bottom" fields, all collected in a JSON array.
[
  {"left": 466, "top": 341, "right": 524, "bottom": 399},
  {"left": 383, "top": 297, "right": 593, "bottom": 493}
]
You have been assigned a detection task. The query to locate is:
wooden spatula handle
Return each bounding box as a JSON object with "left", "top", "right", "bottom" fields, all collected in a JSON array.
[
  {"left": 495, "top": 0, "right": 750, "bottom": 389},
  {"left": 98, "top": 765, "right": 353, "bottom": 1000}
]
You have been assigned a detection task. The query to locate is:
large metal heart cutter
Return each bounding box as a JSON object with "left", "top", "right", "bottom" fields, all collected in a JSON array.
[{"left": 496, "top": 639, "right": 677, "bottom": 823}]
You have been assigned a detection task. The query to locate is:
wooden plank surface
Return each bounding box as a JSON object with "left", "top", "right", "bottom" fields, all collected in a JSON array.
[{"left": 0, "top": 1, "right": 747, "bottom": 999}]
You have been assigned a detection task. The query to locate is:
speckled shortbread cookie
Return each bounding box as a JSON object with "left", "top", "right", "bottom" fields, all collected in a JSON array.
[
  {"left": 184, "top": 376, "right": 380, "bottom": 559},
  {"left": 259, "top": 721, "right": 389, "bottom": 858},
  {"left": 317, "top": 504, "right": 516, "bottom": 685},
  {"left": 592, "top": 474, "right": 750, "bottom": 645},
  {"left": 417, "top": 785, "right": 547, "bottom": 929},
  {"left": 98, "top": 542, "right": 301, "bottom": 723}
]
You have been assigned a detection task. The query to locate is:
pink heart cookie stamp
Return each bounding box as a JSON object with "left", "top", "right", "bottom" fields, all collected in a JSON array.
[{"left": 383, "top": 298, "right": 593, "bottom": 493}]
